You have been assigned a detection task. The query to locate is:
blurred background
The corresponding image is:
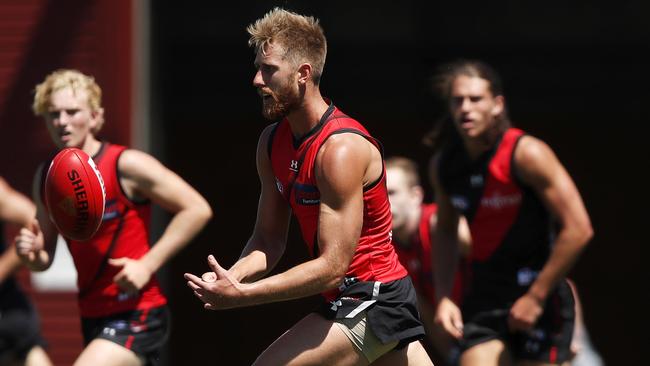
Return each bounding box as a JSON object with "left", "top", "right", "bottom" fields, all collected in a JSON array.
[{"left": 1, "top": 0, "right": 646, "bottom": 364}]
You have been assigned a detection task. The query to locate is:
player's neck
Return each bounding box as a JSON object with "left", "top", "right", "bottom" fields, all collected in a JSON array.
[
  {"left": 286, "top": 90, "right": 329, "bottom": 139},
  {"left": 464, "top": 124, "right": 503, "bottom": 160},
  {"left": 79, "top": 136, "right": 102, "bottom": 157}
]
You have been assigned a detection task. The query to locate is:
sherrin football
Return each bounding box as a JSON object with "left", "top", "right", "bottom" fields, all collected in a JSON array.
[{"left": 44, "top": 148, "right": 106, "bottom": 241}]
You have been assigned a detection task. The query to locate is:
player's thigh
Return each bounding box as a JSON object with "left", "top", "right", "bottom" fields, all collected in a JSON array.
[
  {"left": 373, "top": 341, "right": 433, "bottom": 366},
  {"left": 253, "top": 312, "right": 367, "bottom": 366},
  {"left": 460, "top": 339, "right": 514, "bottom": 366},
  {"left": 73, "top": 339, "right": 143, "bottom": 366}
]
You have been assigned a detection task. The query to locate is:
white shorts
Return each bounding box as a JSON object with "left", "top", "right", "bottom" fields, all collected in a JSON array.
[{"left": 334, "top": 310, "right": 398, "bottom": 363}]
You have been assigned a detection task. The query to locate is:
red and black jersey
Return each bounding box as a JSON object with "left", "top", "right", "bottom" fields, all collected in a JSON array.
[
  {"left": 41, "top": 143, "right": 166, "bottom": 317},
  {"left": 393, "top": 203, "right": 465, "bottom": 306},
  {"left": 268, "top": 103, "right": 407, "bottom": 301},
  {"left": 438, "top": 128, "right": 552, "bottom": 309}
]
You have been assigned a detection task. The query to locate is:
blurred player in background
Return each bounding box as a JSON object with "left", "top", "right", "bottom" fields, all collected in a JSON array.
[
  {"left": 15, "top": 69, "right": 212, "bottom": 366},
  {"left": 0, "top": 177, "right": 52, "bottom": 366},
  {"left": 386, "top": 156, "right": 471, "bottom": 366},
  {"left": 430, "top": 59, "right": 593, "bottom": 366}
]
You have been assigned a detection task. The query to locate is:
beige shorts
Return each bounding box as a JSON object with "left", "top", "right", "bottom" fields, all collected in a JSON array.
[{"left": 334, "top": 310, "right": 398, "bottom": 363}]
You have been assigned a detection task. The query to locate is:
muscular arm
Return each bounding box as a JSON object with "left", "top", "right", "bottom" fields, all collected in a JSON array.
[
  {"left": 241, "top": 133, "right": 368, "bottom": 303},
  {"left": 188, "top": 133, "right": 375, "bottom": 309},
  {"left": 515, "top": 136, "right": 593, "bottom": 303},
  {"left": 228, "top": 125, "right": 291, "bottom": 283},
  {"left": 116, "top": 149, "right": 213, "bottom": 275}
]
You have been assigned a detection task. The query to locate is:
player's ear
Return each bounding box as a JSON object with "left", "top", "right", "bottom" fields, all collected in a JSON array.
[
  {"left": 89, "top": 107, "right": 104, "bottom": 133},
  {"left": 492, "top": 95, "right": 505, "bottom": 117},
  {"left": 297, "top": 63, "right": 312, "bottom": 85},
  {"left": 411, "top": 185, "right": 424, "bottom": 204}
]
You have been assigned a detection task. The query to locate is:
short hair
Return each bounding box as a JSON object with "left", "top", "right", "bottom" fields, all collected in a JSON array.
[
  {"left": 385, "top": 156, "right": 421, "bottom": 188},
  {"left": 33, "top": 69, "right": 104, "bottom": 134},
  {"left": 247, "top": 7, "right": 327, "bottom": 84}
]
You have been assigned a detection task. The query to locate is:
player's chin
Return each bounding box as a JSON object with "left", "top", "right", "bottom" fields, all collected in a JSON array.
[
  {"left": 56, "top": 139, "right": 77, "bottom": 150},
  {"left": 64, "top": 139, "right": 83, "bottom": 149}
]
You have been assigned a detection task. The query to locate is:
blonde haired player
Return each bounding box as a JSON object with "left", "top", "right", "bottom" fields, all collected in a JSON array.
[{"left": 16, "top": 69, "right": 212, "bottom": 366}]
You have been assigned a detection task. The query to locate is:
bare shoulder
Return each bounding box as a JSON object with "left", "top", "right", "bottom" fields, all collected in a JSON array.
[
  {"left": 316, "top": 133, "right": 373, "bottom": 175},
  {"left": 117, "top": 149, "right": 163, "bottom": 177},
  {"left": 515, "top": 135, "right": 557, "bottom": 165},
  {"left": 256, "top": 124, "right": 279, "bottom": 174},
  {"left": 255, "top": 124, "right": 279, "bottom": 161},
  {"left": 315, "top": 133, "right": 377, "bottom": 194},
  {"left": 514, "top": 135, "right": 563, "bottom": 185},
  {"left": 320, "top": 132, "right": 370, "bottom": 156},
  {"left": 258, "top": 123, "right": 277, "bottom": 144}
]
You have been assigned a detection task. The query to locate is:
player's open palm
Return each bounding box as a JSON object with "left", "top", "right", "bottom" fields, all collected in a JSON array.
[{"left": 185, "top": 254, "right": 247, "bottom": 310}]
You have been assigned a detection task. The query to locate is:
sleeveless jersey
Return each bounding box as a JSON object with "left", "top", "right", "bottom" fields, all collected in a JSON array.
[
  {"left": 393, "top": 203, "right": 465, "bottom": 306},
  {"left": 438, "top": 128, "right": 552, "bottom": 308},
  {"left": 42, "top": 143, "right": 167, "bottom": 317},
  {"left": 268, "top": 104, "right": 407, "bottom": 301}
]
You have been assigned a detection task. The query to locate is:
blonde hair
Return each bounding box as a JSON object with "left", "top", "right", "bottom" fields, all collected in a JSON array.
[
  {"left": 247, "top": 7, "right": 327, "bottom": 84},
  {"left": 385, "top": 156, "right": 421, "bottom": 188},
  {"left": 33, "top": 69, "right": 104, "bottom": 133}
]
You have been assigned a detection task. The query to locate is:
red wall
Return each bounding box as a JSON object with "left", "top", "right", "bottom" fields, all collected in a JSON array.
[
  {"left": 0, "top": 0, "right": 133, "bottom": 193},
  {"left": 0, "top": 1, "right": 133, "bottom": 365}
]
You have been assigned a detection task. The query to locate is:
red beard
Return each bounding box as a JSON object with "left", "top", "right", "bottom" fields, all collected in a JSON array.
[{"left": 261, "top": 82, "right": 300, "bottom": 121}]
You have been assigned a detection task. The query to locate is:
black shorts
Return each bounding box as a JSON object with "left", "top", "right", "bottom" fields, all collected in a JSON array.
[
  {"left": 317, "top": 276, "right": 425, "bottom": 348},
  {"left": 81, "top": 305, "right": 170, "bottom": 366},
  {"left": 461, "top": 280, "right": 575, "bottom": 363},
  {"left": 0, "top": 285, "right": 47, "bottom": 363}
]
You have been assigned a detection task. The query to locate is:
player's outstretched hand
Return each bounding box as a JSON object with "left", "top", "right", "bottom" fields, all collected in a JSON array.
[{"left": 184, "top": 255, "right": 248, "bottom": 310}]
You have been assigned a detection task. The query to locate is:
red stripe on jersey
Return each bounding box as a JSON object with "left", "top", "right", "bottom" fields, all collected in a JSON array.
[
  {"left": 139, "top": 308, "right": 150, "bottom": 322},
  {"left": 125, "top": 335, "right": 135, "bottom": 350},
  {"left": 470, "top": 129, "right": 524, "bottom": 261},
  {"left": 549, "top": 346, "right": 558, "bottom": 363}
]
